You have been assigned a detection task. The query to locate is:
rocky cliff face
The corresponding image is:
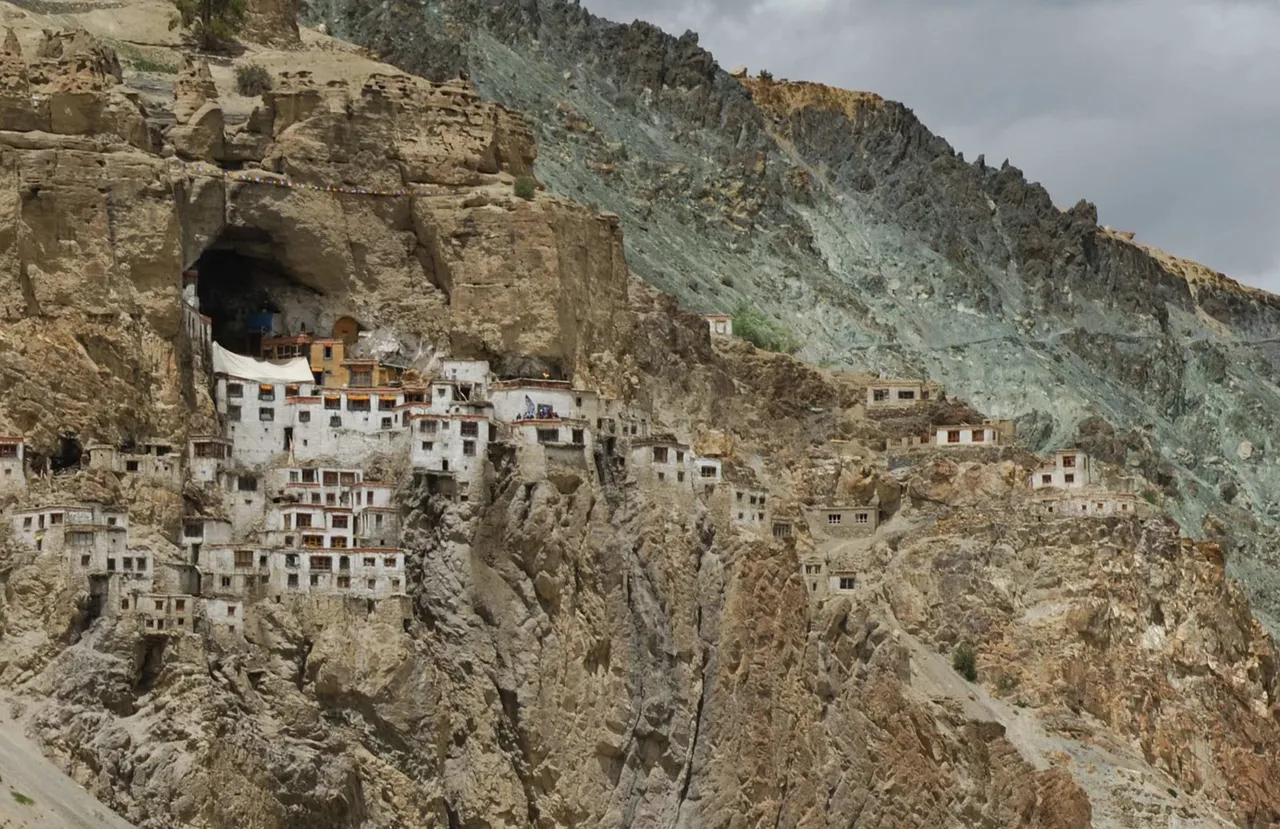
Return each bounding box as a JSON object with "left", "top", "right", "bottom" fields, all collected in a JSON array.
[
  {"left": 321, "top": 0, "right": 1280, "bottom": 634},
  {"left": 0, "top": 5, "right": 1278, "bottom": 829}
]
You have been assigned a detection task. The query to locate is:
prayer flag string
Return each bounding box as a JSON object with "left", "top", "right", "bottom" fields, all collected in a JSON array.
[{"left": 212, "top": 169, "right": 416, "bottom": 197}]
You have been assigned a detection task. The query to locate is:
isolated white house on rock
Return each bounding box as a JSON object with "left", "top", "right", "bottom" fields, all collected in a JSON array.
[
  {"left": 1031, "top": 450, "right": 1099, "bottom": 490},
  {"left": 935, "top": 423, "right": 1001, "bottom": 447},
  {"left": 702, "top": 314, "right": 733, "bottom": 338},
  {"left": 865, "top": 379, "right": 942, "bottom": 409}
]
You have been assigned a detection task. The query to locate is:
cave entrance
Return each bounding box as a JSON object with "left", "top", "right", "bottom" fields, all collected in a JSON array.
[
  {"left": 191, "top": 228, "right": 320, "bottom": 357},
  {"left": 50, "top": 433, "right": 82, "bottom": 473}
]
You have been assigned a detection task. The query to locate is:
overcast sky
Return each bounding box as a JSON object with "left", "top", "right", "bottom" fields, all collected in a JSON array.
[{"left": 581, "top": 0, "right": 1280, "bottom": 292}]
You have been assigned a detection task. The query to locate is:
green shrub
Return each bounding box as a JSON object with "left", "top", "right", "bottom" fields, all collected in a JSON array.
[
  {"left": 169, "top": 0, "right": 246, "bottom": 51},
  {"left": 514, "top": 176, "right": 537, "bottom": 200},
  {"left": 235, "top": 63, "right": 273, "bottom": 96},
  {"left": 730, "top": 303, "right": 800, "bottom": 354},
  {"left": 10, "top": 790, "right": 33, "bottom": 806},
  {"left": 951, "top": 645, "right": 977, "bottom": 682}
]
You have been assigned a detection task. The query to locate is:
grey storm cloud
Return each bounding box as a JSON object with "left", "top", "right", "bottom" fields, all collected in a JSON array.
[{"left": 581, "top": 0, "right": 1280, "bottom": 291}]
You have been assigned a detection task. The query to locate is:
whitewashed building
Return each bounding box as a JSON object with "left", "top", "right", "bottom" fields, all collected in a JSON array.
[
  {"left": 489, "top": 379, "right": 600, "bottom": 426},
  {"left": 807, "top": 505, "right": 880, "bottom": 539},
  {"left": 692, "top": 456, "right": 722, "bottom": 495},
  {"left": 1030, "top": 450, "right": 1099, "bottom": 490},
  {"left": 8, "top": 502, "right": 138, "bottom": 572},
  {"left": 731, "top": 487, "right": 769, "bottom": 528},
  {"left": 263, "top": 549, "right": 407, "bottom": 598},
  {"left": 410, "top": 413, "right": 495, "bottom": 483},
  {"left": 1033, "top": 491, "right": 1149, "bottom": 519},
  {"left": 85, "top": 442, "right": 182, "bottom": 487},
  {"left": 0, "top": 436, "right": 25, "bottom": 489},
  {"left": 828, "top": 570, "right": 858, "bottom": 594},
  {"left": 702, "top": 314, "right": 733, "bottom": 337},
  {"left": 865, "top": 379, "right": 942, "bottom": 409},
  {"left": 800, "top": 557, "right": 824, "bottom": 594},
  {"left": 934, "top": 424, "right": 1001, "bottom": 447},
  {"left": 179, "top": 516, "right": 233, "bottom": 565},
  {"left": 188, "top": 436, "right": 233, "bottom": 485},
  {"left": 630, "top": 436, "right": 692, "bottom": 486}
]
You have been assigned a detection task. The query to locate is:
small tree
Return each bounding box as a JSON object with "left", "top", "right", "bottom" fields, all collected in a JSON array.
[
  {"left": 170, "top": 0, "right": 247, "bottom": 51},
  {"left": 235, "top": 62, "right": 272, "bottom": 96},
  {"left": 513, "top": 175, "right": 537, "bottom": 200},
  {"left": 730, "top": 303, "right": 800, "bottom": 354},
  {"left": 951, "top": 645, "right": 978, "bottom": 682}
]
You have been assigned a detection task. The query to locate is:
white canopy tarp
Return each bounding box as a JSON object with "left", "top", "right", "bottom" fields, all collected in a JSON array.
[{"left": 212, "top": 343, "right": 315, "bottom": 384}]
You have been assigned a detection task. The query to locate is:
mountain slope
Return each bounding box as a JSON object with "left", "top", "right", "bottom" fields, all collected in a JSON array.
[{"left": 326, "top": 0, "right": 1280, "bottom": 629}]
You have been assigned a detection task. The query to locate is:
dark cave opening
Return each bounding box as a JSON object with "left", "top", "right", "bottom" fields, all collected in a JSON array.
[
  {"left": 191, "top": 228, "right": 317, "bottom": 357},
  {"left": 49, "top": 433, "right": 82, "bottom": 473}
]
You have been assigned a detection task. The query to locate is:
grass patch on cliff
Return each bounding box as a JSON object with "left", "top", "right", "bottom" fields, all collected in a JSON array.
[
  {"left": 514, "top": 176, "right": 537, "bottom": 200},
  {"left": 235, "top": 63, "right": 273, "bottom": 96},
  {"left": 732, "top": 303, "right": 800, "bottom": 354},
  {"left": 10, "top": 790, "right": 33, "bottom": 806},
  {"left": 951, "top": 645, "right": 978, "bottom": 682},
  {"left": 115, "top": 43, "right": 178, "bottom": 74}
]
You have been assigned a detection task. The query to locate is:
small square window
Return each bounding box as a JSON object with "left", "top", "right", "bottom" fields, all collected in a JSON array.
[
  {"left": 299, "top": 411, "right": 311, "bottom": 423},
  {"left": 227, "top": 383, "right": 243, "bottom": 398},
  {"left": 259, "top": 408, "right": 275, "bottom": 422},
  {"left": 221, "top": 576, "right": 231, "bottom": 587}
]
